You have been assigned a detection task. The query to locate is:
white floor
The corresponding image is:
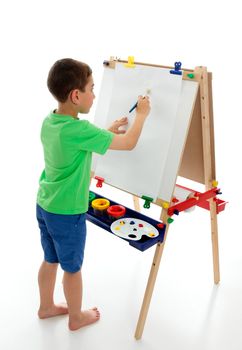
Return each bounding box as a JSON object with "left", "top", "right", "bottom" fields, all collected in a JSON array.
[{"left": 0, "top": 183, "right": 241, "bottom": 350}]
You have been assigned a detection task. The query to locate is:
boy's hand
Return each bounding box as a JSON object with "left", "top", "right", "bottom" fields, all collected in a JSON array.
[
  {"left": 108, "top": 117, "right": 128, "bottom": 134},
  {"left": 136, "top": 95, "right": 150, "bottom": 118}
]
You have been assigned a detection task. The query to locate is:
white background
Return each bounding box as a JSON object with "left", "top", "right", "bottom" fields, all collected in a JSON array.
[{"left": 0, "top": 1, "right": 241, "bottom": 349}]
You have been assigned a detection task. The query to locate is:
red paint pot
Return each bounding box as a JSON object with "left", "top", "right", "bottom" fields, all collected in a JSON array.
[{"left": 107, "top": 205, "right": 126, "bottom": 220}]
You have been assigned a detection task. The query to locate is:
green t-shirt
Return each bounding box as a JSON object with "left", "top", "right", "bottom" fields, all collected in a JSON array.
[{"left": 37, "top": 112, "right": 114, "bottom": 214}]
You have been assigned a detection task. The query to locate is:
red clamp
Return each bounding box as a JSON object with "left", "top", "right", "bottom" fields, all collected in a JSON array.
[{"left": 94, "top": 176, "right": 104, "bottom": 188}]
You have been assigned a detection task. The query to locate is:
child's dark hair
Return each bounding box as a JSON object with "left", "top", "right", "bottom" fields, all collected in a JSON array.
[{"left": 47, "top": 58, "right": 92, "bottom": 102}]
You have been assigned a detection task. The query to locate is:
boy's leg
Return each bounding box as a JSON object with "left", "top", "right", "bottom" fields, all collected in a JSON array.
[
  {"left": 63, "top": 270, "right": 100, "bottom": 330},
  {"left": 38, "top": 260, "right": 68, "bottom": 318}
]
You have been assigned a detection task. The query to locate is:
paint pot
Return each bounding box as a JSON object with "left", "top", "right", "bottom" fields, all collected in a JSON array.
[
  {"left": 107, "top": 205, "right": 126, "bottom": 221},
  {"left": 185, "top": 192, "right": 196, "bottom": 213},
  {"left": 91, "top": 198, "right": 110, "bottom": 216}
]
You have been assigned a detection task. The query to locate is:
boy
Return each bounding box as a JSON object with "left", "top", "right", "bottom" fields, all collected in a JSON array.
[{"left": 36, "top": 58, "right": 150, "bottom": 331}]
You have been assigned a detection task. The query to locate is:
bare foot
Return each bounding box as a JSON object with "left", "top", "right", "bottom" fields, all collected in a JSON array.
[
  {"left": 69, "top": 308, "right": 100, "bottom": 331},
  {"left": 38, "top": 303, "right": 69, "bottom": 319}
]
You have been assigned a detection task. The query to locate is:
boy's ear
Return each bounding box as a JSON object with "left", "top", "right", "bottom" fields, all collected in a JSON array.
[{"left": 70, "top": 89, "right": 81, "bottom": 105}]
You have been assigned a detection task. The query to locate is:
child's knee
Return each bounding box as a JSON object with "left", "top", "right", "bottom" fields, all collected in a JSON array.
[{"left": 43, "top": 261, "right": 59, "bottom": 269}]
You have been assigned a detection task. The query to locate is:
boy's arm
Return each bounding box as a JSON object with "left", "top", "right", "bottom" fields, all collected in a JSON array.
[{"left": 108, "top": 96, "right": 150, "bottom": 151}]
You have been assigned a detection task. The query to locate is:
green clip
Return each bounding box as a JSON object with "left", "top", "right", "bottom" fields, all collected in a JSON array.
[
  {"left": 167, "top": 217, "right": 174, "bottom": 224},
  {"left": 187, "top": 73, "right": 194, "bottom": 79},
  {"left": 142, "top": 195, "right": 153, "bottom": 209},
  {"left": 89, "top": 191, "right": 96, "bottom": 203}
]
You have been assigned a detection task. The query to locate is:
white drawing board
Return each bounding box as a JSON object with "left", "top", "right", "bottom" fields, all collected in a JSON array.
[
  {"left": 157, "top": 80, "right": 198, "bottom": 200},
  {"left": 92, "top": 62, "right": 198, "bottom": 202}
]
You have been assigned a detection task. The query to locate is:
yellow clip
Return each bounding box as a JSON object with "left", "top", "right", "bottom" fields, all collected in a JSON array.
[
  {"left": 124, "top": 56, "right": 135, "bottom": 68},
  {"left": 212, "top": 180, "right": 218, "bottom": 187},
  {"left": 162, "top": 201, "right": 169, "bottom": 209}
]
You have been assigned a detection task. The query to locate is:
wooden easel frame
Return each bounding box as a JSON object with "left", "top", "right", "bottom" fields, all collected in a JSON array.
[
  {"left": 92, "top": 58, "right": 220, "bottom": 339},
  {"left": 132, "top": 64, "right": 220, "bottom": 340}
]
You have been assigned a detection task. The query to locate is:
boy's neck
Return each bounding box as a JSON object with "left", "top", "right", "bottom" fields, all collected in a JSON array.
[{"left": 55, "top": 103, "right": 78, "bottom": 119}]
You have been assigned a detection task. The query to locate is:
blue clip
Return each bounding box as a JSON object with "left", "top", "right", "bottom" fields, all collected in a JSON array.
[{"left": 170, "top": 62, "right": 182, "bottom": 75}]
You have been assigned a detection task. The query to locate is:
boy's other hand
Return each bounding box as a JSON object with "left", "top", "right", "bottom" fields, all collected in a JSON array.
[{"left": 108, "top": 117, "right": 128, "bottom": 134}]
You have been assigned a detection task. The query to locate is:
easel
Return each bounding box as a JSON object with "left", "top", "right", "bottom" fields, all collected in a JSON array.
[{"left": 90, "top": 58, "right": 225, "bottom": 340}]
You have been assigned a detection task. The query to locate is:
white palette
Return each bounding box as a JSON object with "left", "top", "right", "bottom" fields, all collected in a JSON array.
[{"left": 110, "top": 218, "right": 159, "bottom": 241}]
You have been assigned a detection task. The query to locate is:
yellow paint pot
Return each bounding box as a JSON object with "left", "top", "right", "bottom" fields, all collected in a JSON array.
[{"left": 91, "top": 198, "right": 110, "bottom": 216}]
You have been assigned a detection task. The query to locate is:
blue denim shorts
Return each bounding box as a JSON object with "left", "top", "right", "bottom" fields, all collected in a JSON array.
[{"left": 36, "top": 204, "right": 87, "bottom": 273}]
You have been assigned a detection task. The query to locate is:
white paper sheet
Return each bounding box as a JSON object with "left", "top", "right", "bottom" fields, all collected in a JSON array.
[{"left": 93, "top": 63, "right": 183, "bottom": 200}]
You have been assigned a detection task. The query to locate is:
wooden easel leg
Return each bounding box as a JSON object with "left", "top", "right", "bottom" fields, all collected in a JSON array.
[
  {"left": 133, "top": 195, "right": 141, "bottom": 212},
  {"left": 210, "top": 200, "right": 220, "bottom": 284},
  {"left": 135, "top": 209, "right": 169, "bottom": 340},
  {"left": 134, "top": 242, "right": 166, "bottom": 339},
  {"left": 196, "top": 66, "right": 220, "bottom": 284}
]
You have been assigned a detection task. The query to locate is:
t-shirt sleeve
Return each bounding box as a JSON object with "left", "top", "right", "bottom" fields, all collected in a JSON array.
[{"left": 65, "top": 119, "right": 114, "bottom": 155}]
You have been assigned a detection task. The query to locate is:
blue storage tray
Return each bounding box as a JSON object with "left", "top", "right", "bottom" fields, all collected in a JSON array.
[{"left": 86, "top": 192, "right": 166, "bottom": 252}]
